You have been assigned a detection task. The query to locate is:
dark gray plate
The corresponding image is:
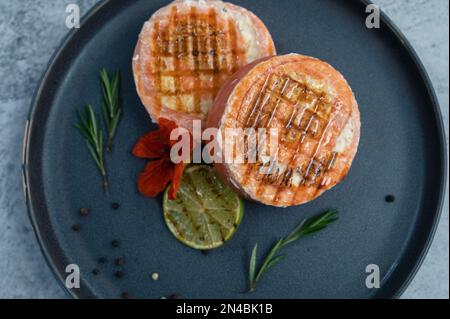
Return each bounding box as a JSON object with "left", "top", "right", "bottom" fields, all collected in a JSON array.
[{"left": 23, "top": 0, "right": 447, "bottom": 299}]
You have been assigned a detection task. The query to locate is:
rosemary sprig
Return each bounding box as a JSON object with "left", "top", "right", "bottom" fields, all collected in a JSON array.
[
  {"left": 247, "top": 209, "right": 339, "bottom": 293},
  {"left": 75, "top": 105, "right": 109, "bottom": 192},
  {"left": 100, "top": 69, "right": 121, "bottom": 153}
]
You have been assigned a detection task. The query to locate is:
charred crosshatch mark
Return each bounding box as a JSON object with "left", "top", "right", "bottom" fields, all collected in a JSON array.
[
  {"left": 237, "top": 71, "right": 340, "bottom": 205},
  {"left": 150, "top": 6, "right": 246, "bottom": 118},
  {"left": 258, "top": 152, "right": 339, "bottom": 187}
]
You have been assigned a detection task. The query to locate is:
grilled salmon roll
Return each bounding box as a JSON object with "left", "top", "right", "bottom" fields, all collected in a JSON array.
[
  {"left": 207, "top": 54, "right": 361, "bottom": 207},
  {"left": 133, "top": 0, "right": 276, "bottom": 130}
]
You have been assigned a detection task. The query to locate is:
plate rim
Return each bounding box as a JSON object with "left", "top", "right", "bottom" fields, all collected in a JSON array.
[{"left": 22, "top": 0, "right": 447, "bottom": 299}]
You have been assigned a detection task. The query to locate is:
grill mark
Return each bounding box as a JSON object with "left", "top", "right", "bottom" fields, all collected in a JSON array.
[
  {"left": 170, "top": 7, "right": 182, "bottom": 111},
  {"left": 326, "top": 152, "right": 337, "bottom": 171},
  {"left": 286, "top": 82, "right": 299, "bottom": 100},
  {"left": 245, "top": 75, "right": 271, "bottom": 127},
  {"left": 227, "top": 19, "right": 239, "bottom": 73},
  {"left": 282, "top": 167, "right": 294, "bottom": 186},
  {"left": 191, "top": 7, "right": 201, "bottom": 114},
  {"left": 251, "top": 94, "right": 272, "bottom": 128},
  {"left": 236, "top": 87, "right": 257, "bottom": 124},
  {"left": 152, "top": 22, "right": 162, "bottom": 117},
  {"left": 264, "top": 78, "right": 290, "bottom": 129},
  {"left": 304, "top": 115, "right": 316, "bottom": 136},
  {"left": 315, "top": 155, "right": 339, "bottom": 193},
  {"left": 208, "top": 8, "right": 220, "bottom": 97},
  {"left": 256, "top": 147, "right": 281, "bottom": 198},
  {"left": 286, "top": 106, "right": 297, "bottom": 129},
  {"left": 242, "top": 129, "right": 278, "bottom": 195}
]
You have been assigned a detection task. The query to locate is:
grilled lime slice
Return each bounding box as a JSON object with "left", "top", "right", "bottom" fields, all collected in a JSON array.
[{"left": 163, "top": 165, "right": 244, "bottom": 250}]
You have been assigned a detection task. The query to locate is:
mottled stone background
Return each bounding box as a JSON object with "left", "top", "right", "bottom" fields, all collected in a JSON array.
[{"left": 0, "top": 0, "right": 448, "bottom": 299}]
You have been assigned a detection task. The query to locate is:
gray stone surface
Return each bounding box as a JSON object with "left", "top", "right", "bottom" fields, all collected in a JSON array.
[{"left": 0, "top": 0, "right": 447, "bottom": 299}]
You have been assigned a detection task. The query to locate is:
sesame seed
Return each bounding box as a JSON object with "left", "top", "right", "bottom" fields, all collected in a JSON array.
[
  {"left": 79, "top": 208, "right": 89, "bottom": 216},
  {"left": 115, "top": 257, "right": 125, "bottom": 266}
]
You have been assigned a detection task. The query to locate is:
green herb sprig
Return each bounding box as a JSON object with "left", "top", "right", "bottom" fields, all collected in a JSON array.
[
  {"left": 247, "top": 209, "right": 339, "bottom": 293},
  {"left": 75, "top": 105, "right": 109, "bottom": 192},
  {"left": 100, "top": 69, "right": 121, "bottom": 153}
]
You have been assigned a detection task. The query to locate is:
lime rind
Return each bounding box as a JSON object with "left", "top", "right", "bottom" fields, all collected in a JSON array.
[{"left": 163, "top": 165, "right": 244, "bottom": 250}]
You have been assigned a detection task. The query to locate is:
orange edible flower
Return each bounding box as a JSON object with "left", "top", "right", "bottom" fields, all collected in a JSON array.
[{"left": 132, "top": 118, "right": 192, "bottom": 200}]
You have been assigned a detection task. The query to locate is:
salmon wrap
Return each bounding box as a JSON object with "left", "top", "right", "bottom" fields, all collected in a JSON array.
[
  {"left": 207, "top": 54, "right": 361, "bottom": 207},
  {"left": 133, "top": 0, "right": 276, "bottom": 131}
]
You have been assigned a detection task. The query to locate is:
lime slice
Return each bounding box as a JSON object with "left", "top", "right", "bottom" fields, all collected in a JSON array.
[{"left": 163, "top": 165, "right": 244, "bottom": 250}]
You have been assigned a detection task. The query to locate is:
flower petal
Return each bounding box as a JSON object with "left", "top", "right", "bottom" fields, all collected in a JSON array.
[
  {"left": 132, "top": 130, "right": 168, "bottom": 159},
  {"left": 168, "top": 163, "right": 185, "bottom": 200},
  {"left": 137, "top": 159, "right": 174, "bottom": 197},
  {"left": 158, "top": 118, "right": 179, "bottom": 143}
]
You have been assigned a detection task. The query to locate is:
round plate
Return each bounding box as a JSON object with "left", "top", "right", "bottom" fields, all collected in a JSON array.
[{"left": 23, "top": 0, "right": 447, "bottom": 299}]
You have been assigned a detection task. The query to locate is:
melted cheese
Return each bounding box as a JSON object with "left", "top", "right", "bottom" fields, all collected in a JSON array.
[{"left": 334, "top": 120, "right": 354, "bottom": 153}]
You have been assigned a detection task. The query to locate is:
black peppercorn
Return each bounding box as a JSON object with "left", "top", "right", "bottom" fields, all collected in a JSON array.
[
  {"left": 385, "top": 195, "right": 396, "bottom": 203},
  {"left": 115, "top": 257, "right": 125, "bottom": 266},
  {"left": 114, "top": 270, "right": 125, "bottom": 278},
  {"left": 111, "top": 240, "right": 120, "bottom": 248},
  {"left": 72, "top": 224, "right": 81, "bottom": 232},
  {"left": 98, "top": 257, "right": 108, "bottom": 264},
  {"left": 92, "top": 268, "right": 100, "bottom": 275},
  {"left": 111, "top": 203, "right": 120, "bottom": 210}
]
